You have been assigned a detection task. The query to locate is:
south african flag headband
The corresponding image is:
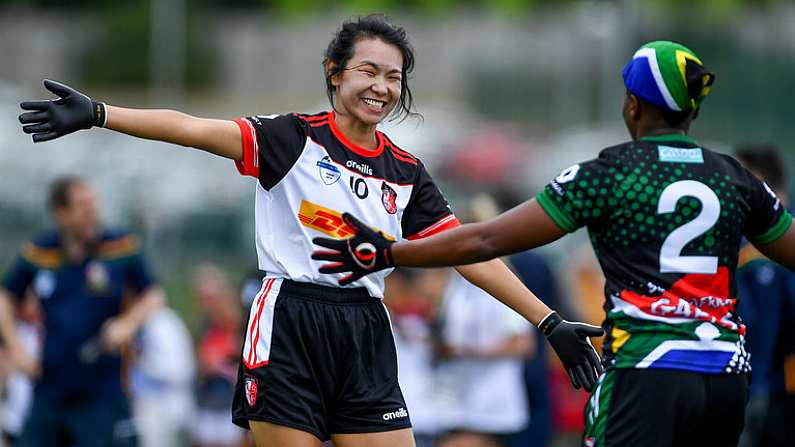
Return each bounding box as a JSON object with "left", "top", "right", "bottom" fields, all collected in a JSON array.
[{"left": 622, "top": 41, "right": 715, "bottom": 112}]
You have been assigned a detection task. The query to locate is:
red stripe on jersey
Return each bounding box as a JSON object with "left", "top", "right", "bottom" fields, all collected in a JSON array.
[
  {"left": 309, "top": 120, "right": 330, "bottom": 128},
  {"left": 245, "top": 278, "right": 275, "bottom": 369},
  {"left": 328, "top": 112, "right": 385, "bottom": 157},
  {"left": 388, "top": 147, "right": 418, "bottom": 165},
  {"left": 385, "top": 141, "right": 416, "bottom": 161},
  {"left": 383, "top": 138, "right": 418, "bottom": 165},
  {"left": 234, "top": 118, "right": 260, "bottom": 178},
  {"left": 296, "top": 113, "right": 329, "bottom": 122},
  {"left": 406, "top": 214, "right": 460, "bottom": 240}
]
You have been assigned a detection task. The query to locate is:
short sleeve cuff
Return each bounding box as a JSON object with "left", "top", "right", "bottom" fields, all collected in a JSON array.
[
  {"left": 405, "top": 214, "right": 460, "bottom": 240},
  {"left": 234, "top": 118, "right": 259, "bottom": 178},
  {"left": 536, "top": 190, "right": 578, "bottom": 233},
  {"left": 750, "top": 211, "right": 793, "bottom": 246}
]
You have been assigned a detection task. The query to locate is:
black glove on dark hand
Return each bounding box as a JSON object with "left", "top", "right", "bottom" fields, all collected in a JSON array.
[
  {"left": 311, "top": 213, "right": 394, "bottom": 286},
  {"left": 19, "top": 79, "right": 106, "bottom": 143},
  {"left": 540, "top": 311, "right": 605, "bottom": 392}
]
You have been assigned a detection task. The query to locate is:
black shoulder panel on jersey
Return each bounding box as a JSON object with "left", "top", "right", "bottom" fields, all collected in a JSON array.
[
  {"left": 247, "top": 114, "right": 309, "bottom": 191},
  {"left": 401, "top": 160, "right": 456, "bottom": 239}
]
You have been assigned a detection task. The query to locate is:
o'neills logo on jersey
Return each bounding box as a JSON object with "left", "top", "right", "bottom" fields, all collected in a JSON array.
[
  {"left": 298, "top": 200, "right": 396, "bottom": 240},
  {"left": 245, "top": 377, "right": 258, "bottom": 407},
  {"left": 381, "top": 182, "right": 398, "bottom": 214},
  {"left": 346, "top": 160, "right": 373, "bottom": 176},
  {"left": 382, "top": 407, "right": 408, "bottom": 421},
  {"left": 317, "top": 156, "right": 341, "bottom": 185}
]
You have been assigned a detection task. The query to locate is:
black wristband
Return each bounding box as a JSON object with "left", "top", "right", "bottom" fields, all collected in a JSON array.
[
  {"left": 538, "top": 311, "right": 563, "bottom": 336},
  {"left": 92, "top": 101, "right": 107, "bottom": 128}
]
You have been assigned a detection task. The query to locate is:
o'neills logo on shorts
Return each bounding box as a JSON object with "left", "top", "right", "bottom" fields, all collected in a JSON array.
[
  {"left": 382, "top": 407, "right": 408, "bottom": 421},
  {"left": 245, "top": 377, "right": 258, "bottom": 407}
]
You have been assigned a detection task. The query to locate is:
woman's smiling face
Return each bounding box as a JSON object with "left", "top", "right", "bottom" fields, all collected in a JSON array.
[{"left": 330, "top": 38, "right": 404, "bottom": 127}]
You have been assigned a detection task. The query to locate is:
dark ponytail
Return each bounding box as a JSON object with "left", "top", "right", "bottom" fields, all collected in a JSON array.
[{"left": 323, "top": 14, "right": 419, "bottom": 122}]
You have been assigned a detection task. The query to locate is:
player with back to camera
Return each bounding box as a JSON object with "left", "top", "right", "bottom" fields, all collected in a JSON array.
[
  {"left": 17, "top": 15, "right": 602, "bottom": 447},
  {"left": 312, "top": 41, "right": 795, "bottom": 446}
]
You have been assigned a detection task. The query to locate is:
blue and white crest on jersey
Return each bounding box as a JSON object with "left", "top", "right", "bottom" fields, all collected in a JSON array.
[
  {"left": 317, "top": 156, "right": 341, "bottom": 185},
  {"left": 33, "top": 270, "right": 56, "bottom": 299}
]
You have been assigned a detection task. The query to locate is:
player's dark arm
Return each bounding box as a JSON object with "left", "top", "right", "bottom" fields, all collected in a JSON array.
[
  {"left": 756, "top": 219, "right": 795, "bottom": 271},
  {"left": 19, "top": 80, "right": 243, "bottom": 161},
  {"left": 392, "top": 199, "right": 566, "bottom": 268}
]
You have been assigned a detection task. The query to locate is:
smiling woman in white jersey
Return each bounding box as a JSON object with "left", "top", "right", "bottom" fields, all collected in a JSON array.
[{"left": 17, "top": 15, "right": 602, "bottom": 447}]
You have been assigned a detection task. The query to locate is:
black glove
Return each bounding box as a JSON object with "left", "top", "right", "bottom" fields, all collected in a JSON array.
[
  {"left": 19, "top": 79, "right": 106, "bottom": 143},
  {"left": 539, "top": 311, "right": 604, "bottom": 392},
  {"left": 311, "top": 213, "right": 394, "bottom": 285}
]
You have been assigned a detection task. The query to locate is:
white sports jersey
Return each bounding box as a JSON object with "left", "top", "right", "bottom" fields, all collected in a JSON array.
[{"left": 234, "top": 111, "right": 459, "bottom": 298}]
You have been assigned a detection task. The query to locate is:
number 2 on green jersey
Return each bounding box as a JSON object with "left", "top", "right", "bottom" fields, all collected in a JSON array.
[{"left": 657, "top": 180, "right": 720, "bottom": 274}]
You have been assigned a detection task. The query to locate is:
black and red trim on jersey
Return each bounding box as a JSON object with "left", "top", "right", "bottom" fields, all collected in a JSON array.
[{"left": 234, "top": 112, "right": 458, "bottom": 240}]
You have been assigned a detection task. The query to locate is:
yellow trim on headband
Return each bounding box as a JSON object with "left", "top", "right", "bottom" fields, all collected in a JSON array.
[{"left": 676, "top": 50, "right": 706, "bottom": 109}]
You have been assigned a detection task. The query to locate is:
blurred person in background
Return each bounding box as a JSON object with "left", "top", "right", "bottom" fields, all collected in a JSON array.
[
  {"left": 314, "top": 40, "right": 795, "bottom": 446},
  {"left": 130, "top": 302, "right": 197, "bottom": 447},
  {"left": 0, "top": 293, "right": 41, "bottom": 447},
  {"left": 433, "top": 195, "right": 534, "bottom": 447},
  {"left": 18, "top": 14, "right": 601, "bottom": 447},
  {"left": 506, "top": 246, "right": 562, "bottom": 447},
  {"left": 0, "top": 175, "right": 164, "bottom": 447},
  {"left": 493, "top": 189, "right": 568, "bottom": 447},
  {"left": 383, "top": 268, "right": 440, "bottom": 447},
  {"left": 192, "top": 263, "right": 245, "bottom": 447},
  {"left": 734, "top": 145, "right": 795, "bottom": 447}
]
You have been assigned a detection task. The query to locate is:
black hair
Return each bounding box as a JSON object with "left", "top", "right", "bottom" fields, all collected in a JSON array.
[
  {"left": 659, "top": 107, "right": 695, "bottom": 129},
  {"left": 323, "top": 14, "right": 418, "bottom": 122},
  {"left": 48, "top": 175, "right": 85, "bottom": 210},
  {"left": 735, "top": 144, "right": 786, "bottom": 191},
  {"left": 634, "top": 96, "right": 696, "bottom": 129}
]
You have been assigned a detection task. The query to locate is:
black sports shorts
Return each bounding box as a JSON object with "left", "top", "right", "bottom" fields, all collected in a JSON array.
[
  {"left": 583, "top": 368, "right": 748, "bottom": 447},
  {"left": 232, "top": 278, "right": 411, "bottom": 441}
]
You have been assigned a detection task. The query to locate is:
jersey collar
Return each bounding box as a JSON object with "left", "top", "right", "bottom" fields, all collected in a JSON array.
[
  {"left": 639, "top": 134, "right": 699, "bottom": 146},
  {"left": 328, "top": 112, "right": 385, "bottom": 158}
]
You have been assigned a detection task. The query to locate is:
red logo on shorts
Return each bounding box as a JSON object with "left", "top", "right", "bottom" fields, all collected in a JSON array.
[{"left": 245, "top": 377, "right": 258, "bottom": 407}]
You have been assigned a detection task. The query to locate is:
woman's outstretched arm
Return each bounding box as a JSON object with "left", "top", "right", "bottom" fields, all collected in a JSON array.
[
  {"left": 20, "top": 79, "right": 242, "bottom": 161},
  {"left": 105, "top": 105, "right": 242, "bottom": 160}
]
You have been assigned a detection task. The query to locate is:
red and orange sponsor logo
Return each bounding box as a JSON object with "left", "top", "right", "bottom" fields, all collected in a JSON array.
[{"left": 298, "top": 200, "right": 394, "bottom": 240}]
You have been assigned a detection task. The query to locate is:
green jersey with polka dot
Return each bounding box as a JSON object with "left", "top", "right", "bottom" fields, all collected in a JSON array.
[{"left": 536, "top": 134, "right": 792, "bottom": 374}]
